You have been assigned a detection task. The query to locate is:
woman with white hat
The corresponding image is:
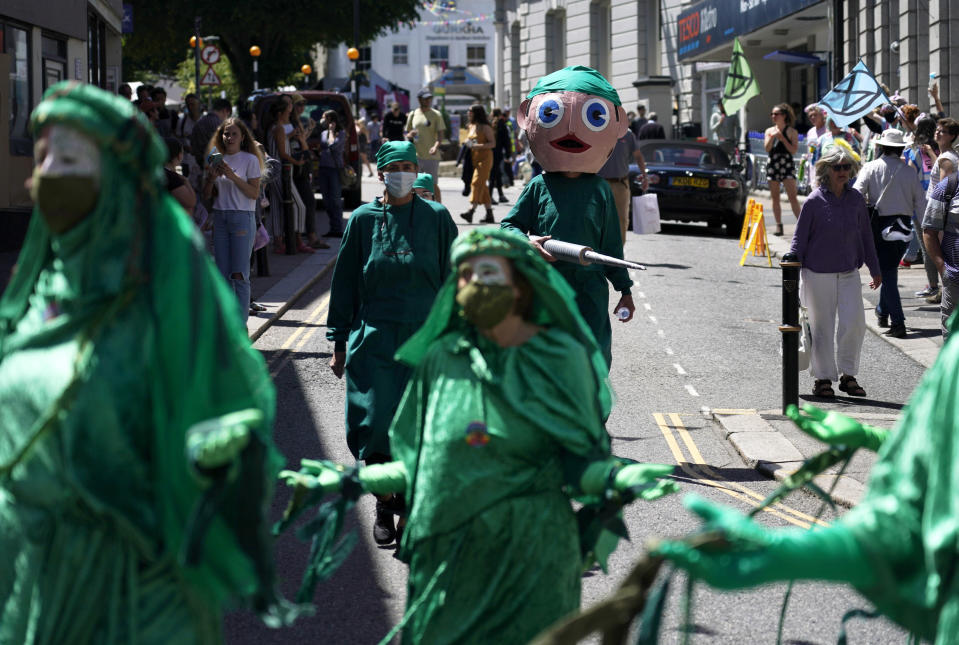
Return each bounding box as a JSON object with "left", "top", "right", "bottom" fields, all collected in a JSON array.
[{"left": 854, "top": 128, "right": 928, "bottom": 340}]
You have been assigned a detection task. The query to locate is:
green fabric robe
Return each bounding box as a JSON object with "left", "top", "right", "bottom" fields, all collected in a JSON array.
[
  {"left": 389, "top": 327, "right": 610, "bottom": 645},
  {"left": 840, "top": 312, "right": 959, "bottom": 643},
  {"left": 501, "top": 172, "right": 633, "bottom": 368},
  {"left": 326, "top": 195, "right": 458, "bottom": 460},
  {"left": 0, "top": 83, "right": 284, "bottom": 644}
]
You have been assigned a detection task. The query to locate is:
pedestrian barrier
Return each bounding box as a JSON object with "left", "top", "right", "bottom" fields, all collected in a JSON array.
[{"left": 739, "top": 199, "right": 771, "bottom": 267}]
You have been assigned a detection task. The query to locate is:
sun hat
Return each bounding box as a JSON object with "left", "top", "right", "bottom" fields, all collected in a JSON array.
[{"left": 875, "top": 129, "right": 908, "bottom": 148}]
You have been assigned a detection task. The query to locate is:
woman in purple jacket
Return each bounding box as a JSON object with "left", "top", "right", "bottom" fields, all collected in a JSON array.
[{"left": 786, "top": 145, "right": 882, "bottom": 398}]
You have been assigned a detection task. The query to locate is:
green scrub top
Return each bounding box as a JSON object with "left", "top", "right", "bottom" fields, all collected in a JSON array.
[
  {"left": 326, "top": 195, "right": 458, "bottom": 460},
  {"left": 501, "top": 173, "right": 633, "bottom": 368},
  {"left": 389, "top": 327, "right": 610, "bottom": 644}
]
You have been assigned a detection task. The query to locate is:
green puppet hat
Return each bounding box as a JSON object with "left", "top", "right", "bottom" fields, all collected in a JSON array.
[
  {"left": 527, "top": 65, "right": 622, "bottom": 106},
  {"left": 412, "top": 172, "right": 435, "bottom": 193},
  {"left": 376, "top": 140, "right": 418, "bottom": 169}
]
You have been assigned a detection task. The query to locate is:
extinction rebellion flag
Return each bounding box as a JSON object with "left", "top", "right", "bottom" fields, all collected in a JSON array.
[
  {"left": 722, "top": 38, "right": 760, "bottom": 114},
  {"left": 818, "top": 60, "right": 890, "bottom": 129}
]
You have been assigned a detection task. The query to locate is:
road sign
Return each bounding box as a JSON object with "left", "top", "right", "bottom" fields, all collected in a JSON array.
[
  {"left": 200, "top": 65, "right": 221, "bottom": 86},
  {"left": 200, "top": 45, "right": 221, "bottom": 65}
]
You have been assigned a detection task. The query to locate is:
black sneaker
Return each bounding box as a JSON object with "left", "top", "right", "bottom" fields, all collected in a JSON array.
[
  {"left": 875, "top": 311, "right": 889, "bottom": 328},
  {"left": 884, "top": 324, "right": 907, "bottom": 339},
  {"left": 498, "top": 194, "right": 509, "bottom": 204},
  {"left": 373, "top": 501, "right": 396, "bottom": 545}
]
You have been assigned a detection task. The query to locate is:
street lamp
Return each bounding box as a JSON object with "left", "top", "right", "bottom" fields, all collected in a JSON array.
[
  {"left": 347, "top": 46, "right": 360, "bottom": 119},
  {"left": 250, "top": 45, "right": 261, "bottom": 91}
]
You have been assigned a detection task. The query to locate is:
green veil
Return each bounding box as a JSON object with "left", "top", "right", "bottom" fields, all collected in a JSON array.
[
  {"left": 0, "top": 82, "right": 284, "bottom": 617},
  {"left": 396, "top": 226, "right": 613, "bottom": 420}
]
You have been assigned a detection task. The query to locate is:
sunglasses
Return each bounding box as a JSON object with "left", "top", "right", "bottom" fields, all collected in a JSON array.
[
  {"left": 771, "top": 111, "right": 783, "bottom": 116},
  {"left": 831, "top": 163, "right": 852, "bottom": 171}
]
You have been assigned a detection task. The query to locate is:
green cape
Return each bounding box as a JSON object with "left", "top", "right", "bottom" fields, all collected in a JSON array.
[
  {"left": 395, "top": 226, "right": 613, "bottom": 419},
  {"left": 526, "top": 65, "right": 622, "bottom": 106},
  {"left": 0, "top": 82, "right": 285, "bottom": 632}
]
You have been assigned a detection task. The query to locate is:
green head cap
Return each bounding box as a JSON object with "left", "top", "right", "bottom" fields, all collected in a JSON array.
[
  {"left": 375, "top": 141, "right": 418, "bottom": 169},
  {"left": 412, "top": 173, "right": 435, "bottom": 193},
  {"left": 526, "top": 65, "right": 622, "bottom": 107}
]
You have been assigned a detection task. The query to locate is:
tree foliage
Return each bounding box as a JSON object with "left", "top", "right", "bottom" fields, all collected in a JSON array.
[{"left": 123, "top": 0, "right": 422, "bottom": 98}]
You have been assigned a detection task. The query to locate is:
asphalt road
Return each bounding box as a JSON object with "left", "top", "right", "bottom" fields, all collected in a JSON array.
[{"left": 223, "top": 176, "right": 920, "bottom": 644}]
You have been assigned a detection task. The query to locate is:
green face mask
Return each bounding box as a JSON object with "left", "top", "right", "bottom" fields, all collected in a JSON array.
[
  {"left": 456, "top": 282, "right": 516, "bottom": 329},
  {"left": 30, "top": 174, "right": 100, "bottom": 234}
]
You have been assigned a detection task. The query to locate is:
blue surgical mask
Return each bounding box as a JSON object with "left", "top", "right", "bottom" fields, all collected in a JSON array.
[{"left": 383, "top": 171, "right": 417, "bottom": 198}]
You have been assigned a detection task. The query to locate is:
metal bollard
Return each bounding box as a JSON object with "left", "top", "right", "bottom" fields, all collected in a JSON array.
[
  {"left": 282, "top": 162, "right": 296, "bottom": 255},
  {"left": 779, "top": 259, "right": 802, "bottom": 413}
]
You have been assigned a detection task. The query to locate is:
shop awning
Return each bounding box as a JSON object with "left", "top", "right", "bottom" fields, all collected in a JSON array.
[{"left": 763, "top": 50, "right": 824, "bottom": 65}]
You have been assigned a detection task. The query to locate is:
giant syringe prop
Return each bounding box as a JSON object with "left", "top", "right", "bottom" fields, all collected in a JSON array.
[{"left": 542, "top": 239, "right": 647, "bottom": 271}]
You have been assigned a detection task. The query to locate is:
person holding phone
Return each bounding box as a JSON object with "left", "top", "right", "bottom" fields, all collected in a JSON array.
[{"left": 202, "top": 118, "right": 264, "bottom": 321}]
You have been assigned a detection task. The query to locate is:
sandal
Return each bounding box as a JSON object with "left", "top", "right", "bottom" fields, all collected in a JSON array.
[
  {"left": 813, "top": 379, "right": 835, "bottom": 398},
  {"left": 838, "top": 375, "right": 866, "bottom": 397}
]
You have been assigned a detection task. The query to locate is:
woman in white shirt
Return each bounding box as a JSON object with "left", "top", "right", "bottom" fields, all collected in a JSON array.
[{"left": 202, "top": 117, "right": 264, "bottom": 321}]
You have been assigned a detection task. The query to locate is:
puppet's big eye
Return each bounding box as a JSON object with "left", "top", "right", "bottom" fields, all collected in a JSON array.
[
  {"left": 536, "top": 99, "right": 565, "bottom": 128},
  {"left": 581, "top": 99, "right": 610, "bottom": 132}
]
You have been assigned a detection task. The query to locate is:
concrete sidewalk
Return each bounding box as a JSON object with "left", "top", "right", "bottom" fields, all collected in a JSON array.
[{"left": 712, "top": 188, "right": 944, "bottom": 508}]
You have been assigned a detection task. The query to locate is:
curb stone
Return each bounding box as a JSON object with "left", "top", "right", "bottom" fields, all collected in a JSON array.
[{"left": 711, "top": 411, "right": 866, "bottom": 509}]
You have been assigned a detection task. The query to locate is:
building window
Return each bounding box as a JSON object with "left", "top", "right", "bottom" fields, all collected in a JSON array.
[
  {"left": 393, "top": 44, "right": 408, "bottom": 65},
  {"left": 357, "top": 46, "right": 372, "bottom": 71},
  {"left": 42, "top": 35, "right": 68, "bottom": 92},
  {"left": 88, "top": 11, "right": 108, "bottom": 88},
  {"left": 589, "top": 1, "right": 610, "bottom": 78},
  {"left": 430, "top": 45, "right": 449, "bottom": 68},
  {"left": 4, "top": 22, "right": 32, "bottom": 155},
  {"left": 545, "top": 10, "right": 566, "bottom": 73},
  {"left": 466, "top": 45, "right": 486, "bottom": 67}
]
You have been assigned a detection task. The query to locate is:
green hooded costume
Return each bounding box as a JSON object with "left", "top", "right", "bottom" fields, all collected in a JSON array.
[
  {"left": 280, "top": 228, "right": 676, "bottom": 644},
  {"left": 326, "top": 142, "right": 458, "bottom": 460},
  {"left": 656, "top": 312, "right": 959, "bottom": 644},
  {"left": 0, "top": 82, "right": 285, "bottom": 643}
]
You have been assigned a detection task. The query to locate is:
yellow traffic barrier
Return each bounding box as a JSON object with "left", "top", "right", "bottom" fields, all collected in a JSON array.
[
  {"left": 739, "top": 202, "right": 772, "bottom": 267},
  {"left": 740, "top": 198, "right": 756, "bottom": 248}
]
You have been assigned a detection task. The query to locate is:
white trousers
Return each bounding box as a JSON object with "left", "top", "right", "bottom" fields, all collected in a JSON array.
[{"left": 800, "top": 268, "right": 866, "bottom": 381}]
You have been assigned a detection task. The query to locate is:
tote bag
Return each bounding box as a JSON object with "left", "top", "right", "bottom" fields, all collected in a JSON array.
[{"left": 631, "top": 193, "right": 661, "bottom": 234}]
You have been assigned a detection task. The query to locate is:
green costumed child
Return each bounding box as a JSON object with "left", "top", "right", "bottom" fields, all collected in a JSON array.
[
  {"left": 325, "top": 141, "right": 458, "bottom": 546},
  {"left": 283, "top": 227, "right": 678, "bottom": 644},
  {"left": 0, "top": 82, "right": 292, "bottom": 643},
  {"left": 501, "top": 66, "right": 636, "bottom": 369},
  {"left": 655, "top": 314, "right": 959, "bottom": 644}
]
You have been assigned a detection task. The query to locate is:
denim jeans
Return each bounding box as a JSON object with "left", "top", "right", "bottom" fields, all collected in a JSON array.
[
  {"left": 315, "top": 166, "right": 343, "bottom": 234},
  {"left": 875, "top": 265, "right": 905, "bottom": 326},
  {"left": 213, "top": 209, "right": 256, "bottom": 322}
]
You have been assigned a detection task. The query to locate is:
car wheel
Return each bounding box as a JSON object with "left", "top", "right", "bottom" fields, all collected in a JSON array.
[{"left": 724, "top": 210, "right": 745, "bottom": 237}]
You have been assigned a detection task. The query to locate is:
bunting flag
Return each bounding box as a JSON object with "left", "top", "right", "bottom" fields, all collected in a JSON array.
[
  {"left": 818, "top": 60, "right": 890, "bottom": 129},
  {"left": 722, "top": 38, "right": 760, "bottom": 114}
]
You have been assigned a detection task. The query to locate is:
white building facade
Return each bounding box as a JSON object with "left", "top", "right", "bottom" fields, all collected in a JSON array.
[{"left": 499, "top": 0, "right": 957, "bottom": 141}]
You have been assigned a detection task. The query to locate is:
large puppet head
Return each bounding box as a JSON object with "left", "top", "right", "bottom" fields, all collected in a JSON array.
[{"left": 518, "top": 66, "right": 628, "bottom": 173}]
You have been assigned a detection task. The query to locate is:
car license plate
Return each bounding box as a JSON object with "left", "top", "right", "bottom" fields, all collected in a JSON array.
[{"left": 670, "top": 176, "right": 709, "bottom": 188}]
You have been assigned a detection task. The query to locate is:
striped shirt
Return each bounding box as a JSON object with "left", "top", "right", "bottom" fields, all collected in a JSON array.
[{"left": 922, "top": 173, "right": 959, "bottom": 276}]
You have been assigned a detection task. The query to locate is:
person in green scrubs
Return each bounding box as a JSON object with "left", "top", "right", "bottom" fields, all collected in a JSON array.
[
  {"left": 326, "top": 141, "right": 457, "bottom": 545},
  {"left": 285, "top": 227, "right": 677, "bottom": 644},
  {"left": 0, "top": 82, "right": 289, "bottom": 643},
  {"left": 501, "top": 66, "right": 637, "bottom": 369},
  {"left": 655, "top": 314, "right": 959, "bottom": 644}
]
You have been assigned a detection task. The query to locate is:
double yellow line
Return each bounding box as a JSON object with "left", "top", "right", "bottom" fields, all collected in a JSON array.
[
  {"left": 653, "top": 413, "right": 828, "bottom": 529},
  {"left": 267, "top": 292, "right": 332, "bottom": 378}
]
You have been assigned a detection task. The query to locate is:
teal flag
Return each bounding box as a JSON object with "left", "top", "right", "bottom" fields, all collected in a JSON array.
[
  {"left": 819, "top": 60, "right": 890, "bottom": 129},
  {"left": 722, "top": 39, "right": 760, "bottom": 114}
]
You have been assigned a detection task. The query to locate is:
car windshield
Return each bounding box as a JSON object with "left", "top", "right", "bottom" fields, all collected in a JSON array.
[
  {"left": 641, "top": 144, "right": 729, "bottom": 169},
  {"left": 305, "top": 100, "right": 348, "bottom": 125}
]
